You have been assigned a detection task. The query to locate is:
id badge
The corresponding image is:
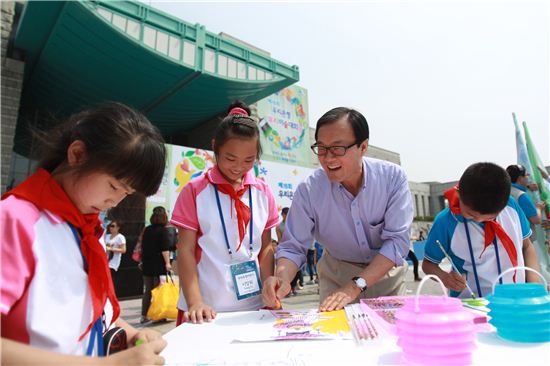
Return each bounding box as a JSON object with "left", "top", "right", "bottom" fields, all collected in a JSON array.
[{"left": 230, "top": 260, "right": 262, "bottom": 301}]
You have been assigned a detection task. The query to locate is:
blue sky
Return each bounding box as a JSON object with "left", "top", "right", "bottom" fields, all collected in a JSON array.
[{"left": 149, "top": 0, "right": 549, "bottom": 182}]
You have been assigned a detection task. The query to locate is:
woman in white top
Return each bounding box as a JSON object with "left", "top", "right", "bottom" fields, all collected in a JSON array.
[{"left": 106, "top": 220, "right": 126, "bottom": 287}]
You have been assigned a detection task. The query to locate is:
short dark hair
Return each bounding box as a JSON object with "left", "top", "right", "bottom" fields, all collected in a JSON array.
[
  {"left": 150, "top": 206, "right": 168, "bottom": 225},
  {"left": 282, "top": 207, "right": 289, "bottom": 215},
  {"left": 36, "top": 102, "right": 166, "bottom": 196},
  {"left": 109, "top": 219, "right": 122, "bottom": 229},
  {"left": 459, "top": 162, "right": 511, "bottom": 214},
  {"left": 213, "top": 100, "right": 262, "bottom": 159},
  {"left": 314, "top": 107, "right": 369, "bottom": 145},
  {"left": 506, "top": 164, "right": 527, "bottom": 183}
]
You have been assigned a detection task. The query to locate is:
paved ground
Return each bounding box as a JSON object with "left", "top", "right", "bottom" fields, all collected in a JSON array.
[{"left": 121, "top": 261, "right": 449, "bottom": 335}]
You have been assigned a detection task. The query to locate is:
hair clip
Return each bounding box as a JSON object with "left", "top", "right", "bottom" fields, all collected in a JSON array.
[{"left": 228, "top": 107, "right": 249, "bottom": 117}]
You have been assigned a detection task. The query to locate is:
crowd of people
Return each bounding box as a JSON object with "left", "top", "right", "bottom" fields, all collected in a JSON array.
[{"left": 1, "top": 100, "right": 548, "bottom": 365}]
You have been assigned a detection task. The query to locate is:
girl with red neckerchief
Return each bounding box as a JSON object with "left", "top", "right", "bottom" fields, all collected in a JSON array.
[
  {"left": 171, "top": 101, "right": 280, "bottom": 325},
  {"left": 1, "top": 103, "right": 167, "bottom": 365}
]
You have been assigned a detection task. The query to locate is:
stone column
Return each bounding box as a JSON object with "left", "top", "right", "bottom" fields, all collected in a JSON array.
[{"left": 1, "top": 1, "right": 25, "bottom": 193}]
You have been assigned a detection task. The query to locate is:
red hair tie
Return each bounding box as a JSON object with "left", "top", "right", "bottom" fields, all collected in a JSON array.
[{"left": 228, "top": 107, "right": 249, "bottom": 117}]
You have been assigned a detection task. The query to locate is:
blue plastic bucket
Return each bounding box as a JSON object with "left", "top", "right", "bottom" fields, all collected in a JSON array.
[{"left": 486, "top": 267, "right": 550, "bottom": 343}]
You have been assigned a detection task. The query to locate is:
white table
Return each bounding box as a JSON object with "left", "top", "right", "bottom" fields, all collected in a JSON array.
[{"left": 161, "top": 310, "right": 550, "bottom": 365}]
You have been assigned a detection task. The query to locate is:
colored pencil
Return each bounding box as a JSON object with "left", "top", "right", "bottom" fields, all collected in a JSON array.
[{"left": 344, "top": 306, "right": 363, "bottom": 345}]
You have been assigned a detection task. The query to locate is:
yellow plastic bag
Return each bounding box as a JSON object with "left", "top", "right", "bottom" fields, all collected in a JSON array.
[{"left": 147, "top": 276, "right": 179, "bottom": 320}]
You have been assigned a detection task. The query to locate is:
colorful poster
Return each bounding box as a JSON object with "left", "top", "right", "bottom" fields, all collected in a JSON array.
[
  {"left": 145, "top": 144, "right": 215, "bottom": 224},
  {"left": 255, "top": 85, "right": 312, "bottom": 167}
]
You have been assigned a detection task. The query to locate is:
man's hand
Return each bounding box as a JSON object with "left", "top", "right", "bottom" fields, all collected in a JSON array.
[
  {"left": 261, "top": 276, "right": 290, "bottom": 309},
  {"left": 319, "top": 281, "right": 360, "bottom": 312}
]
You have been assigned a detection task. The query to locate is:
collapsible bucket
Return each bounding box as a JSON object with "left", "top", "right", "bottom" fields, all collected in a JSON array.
[
  {"left": 486, "top": 266, "right": 550, "bottom": 343},
  {"left": 395, "top": 275, "right": 477, "bottom": 365}
]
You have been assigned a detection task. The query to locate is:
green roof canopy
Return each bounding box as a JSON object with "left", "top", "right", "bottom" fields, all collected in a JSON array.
[{"left": 14, "top": 0, "right": 299, "bottom": 138}]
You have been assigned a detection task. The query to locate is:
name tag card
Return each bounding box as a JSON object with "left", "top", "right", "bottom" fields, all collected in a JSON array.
[{"left": 230, "top": 260, "right": 261, "bottom": 300}]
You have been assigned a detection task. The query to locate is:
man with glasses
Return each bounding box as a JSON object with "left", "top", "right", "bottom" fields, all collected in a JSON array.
[
  {"left": 506, "top": 164, "right": 550, "bottom": 260},
  {"left": 262, "top": 107, "right": 413, "bottom": 311}
]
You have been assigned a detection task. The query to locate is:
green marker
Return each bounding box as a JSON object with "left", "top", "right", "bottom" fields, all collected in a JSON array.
[{"left": 135, "top": 339, "right": 144, "bottom": 346}]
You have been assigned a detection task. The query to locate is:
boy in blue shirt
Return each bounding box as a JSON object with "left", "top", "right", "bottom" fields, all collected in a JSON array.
[
  {"left": 506, "top": 164, "right": 542, "bottom": 230},
  {"left": 422, "top": 162, "right": 542, "bottom": 298}
]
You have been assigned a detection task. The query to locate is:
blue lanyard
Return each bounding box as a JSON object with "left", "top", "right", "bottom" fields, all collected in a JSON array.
[
  {"left": 463, "top": 221, "right": 502, "bottom": 298},
  {"left": 214, "top": 185, "right": 253, "bottom": 258},
  {"left": 68, "top": 224, "right": 104, "bottom": 357}
]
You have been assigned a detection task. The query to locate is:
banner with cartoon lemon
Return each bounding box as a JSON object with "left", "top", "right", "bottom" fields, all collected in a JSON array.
[{"left": 145, "top": 145, "right": 215, "bottom": 224}]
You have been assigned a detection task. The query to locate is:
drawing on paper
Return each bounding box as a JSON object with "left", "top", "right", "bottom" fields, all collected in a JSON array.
[{"left": 269, "top": 309, "right": 350, "bottom": 340}]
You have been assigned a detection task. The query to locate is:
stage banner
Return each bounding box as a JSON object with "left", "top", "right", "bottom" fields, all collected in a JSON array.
[{"left": 255, "top": 85, "right": 312, "bottom": 168}]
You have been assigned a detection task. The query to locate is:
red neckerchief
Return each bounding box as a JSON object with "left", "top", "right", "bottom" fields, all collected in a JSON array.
[
  {"left": 2, "top": 169, "right": 120, "bottom": 340},
  {"left": 206, "top": 168, "right": 250, "bottom": 251},
  {"left": 444, "top": 186, "right": 517, "bottom": 282}
]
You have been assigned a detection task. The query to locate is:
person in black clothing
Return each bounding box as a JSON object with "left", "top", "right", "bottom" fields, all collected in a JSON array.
[
  {"left": 407, "top": 231, "right": 423, "bottom": 281},
  {"left": 165, "top": 224, "right": 178, "bottom": 269},
  {"left": 140, "top": 206, "right": 172, "bottom": 323},
  {"left": 407, "top": 250, "right": 421, "bottom": 281}
]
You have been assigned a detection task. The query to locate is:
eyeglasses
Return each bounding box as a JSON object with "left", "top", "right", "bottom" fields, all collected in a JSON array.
[
  {"left": 109, "top": 224, "right": 117, "bottom": 228},
  {"left": 311, "top": 142, "right": 357, "bottom": 156}
]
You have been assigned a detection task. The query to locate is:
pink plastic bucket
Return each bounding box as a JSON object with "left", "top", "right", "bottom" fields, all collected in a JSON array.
[{"left": 395, "top": 275, "right": 477, "bottom": 365}]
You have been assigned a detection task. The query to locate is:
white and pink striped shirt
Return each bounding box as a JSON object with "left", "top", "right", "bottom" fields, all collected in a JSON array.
[
  {"left": 171, "top": 166, "right": 279, "bottom": 312},
  {"left": 1, "top": 195, "right": 113, "bottom": 356}
]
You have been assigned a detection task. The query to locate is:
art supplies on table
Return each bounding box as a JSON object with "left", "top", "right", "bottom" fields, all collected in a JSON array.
[
  {"left": 360, "top": 296, "right": 409, "bottom": 337},
  {"left": 461, "top": 298, "right": 489, "bottom": 326},
  {"left": 360, "top": 295, "right": 490, "bottom": 335},
  {"left": 361, "top": 296, "right": 406, "bottom": 325},
  {"left": 461, "top": 298, "right": 489, "bottom": 313},
  {"left": 344, "top": 303, "right": 380, "bottom": 344}
]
